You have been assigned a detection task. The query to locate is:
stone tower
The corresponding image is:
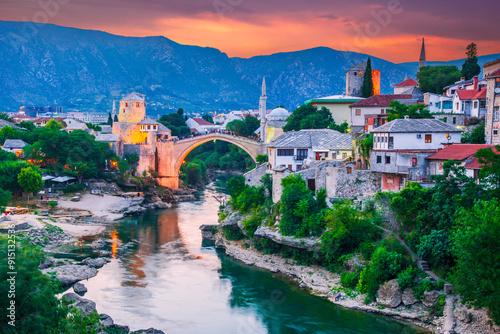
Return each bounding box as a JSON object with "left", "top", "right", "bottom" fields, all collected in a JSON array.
[
  {"left": 346, "top": 61, "right": 381, "bottom": 97},
  {"left": 259, "top": 77, "right": 267, "bottom": 142},
  {"left": 118, "top": 92, "right": 146, "bottom": 124},
  {"left": 419, "top": 38, "right": 426, "bottom": 68}
]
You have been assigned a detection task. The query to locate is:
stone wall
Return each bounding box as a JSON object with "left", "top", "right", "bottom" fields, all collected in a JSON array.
[
  {"left": 244, "top": 162, "right": 269, "bottom": 187},
  {"left": 272, "top": 169, "right": 291, "bottom": 203},
  {"left": 321, "top": 165, "right": 382, "bottom": 199}
]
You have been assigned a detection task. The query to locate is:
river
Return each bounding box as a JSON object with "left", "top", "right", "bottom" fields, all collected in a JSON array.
[{"left": 82, "top": 181, "right": 427, "bottom": 333}]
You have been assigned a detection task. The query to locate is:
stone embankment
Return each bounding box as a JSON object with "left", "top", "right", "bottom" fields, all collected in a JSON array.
[{"left": 209, "top": 205, "right": 500, "bottom": 334}]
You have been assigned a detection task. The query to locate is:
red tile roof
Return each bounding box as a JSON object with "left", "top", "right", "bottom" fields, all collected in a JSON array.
[
  {"left": 464, "top": 147, "right": 500, "bottom": 169},
  {"left": 426, "top": 144, "right": 493, "bottom": 161},
  {"left": 349, "top": 94, "right": 413, "bottom": 108},
  {"left": 486, "top": 69, "right": 500, "bottom": 78},
  {"left": 395, "top": 78, "right": 418, "bottom": 87},
  {"left": 191, "top": 117, "right": 214, "bottom": 126}
]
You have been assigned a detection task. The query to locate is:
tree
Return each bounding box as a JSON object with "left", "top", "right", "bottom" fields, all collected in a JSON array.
[
  {"left": 256, "top": 154, "right": 268, "bottom": 164},
  {"left": 0, "top": 188, "right": 11, "bottom": 211},
  {"left": 177, "top": 108, "right": 184, "bottom": 117},
  {"left": 107, "top": 112, "right": 113, "bottom": 125},
  {"left": 113, "top": 115, "right": 118, "bottom": 122},
  {"left": 417, "top": 65, "right": 462, "bottom": 94},
  {"left": 461, "top": 123, "right": 485, "bottom": 144},
  {"left": 329, "top": 120, "right": 349, "bottom": 133},
  {"left": 0, "top": 126, "right": 16, "bottom": 145},
  {"left": 227, "top": 175, "right": 246, "bottom": 199},
  {"left": 45, "top": 119, "right": 63, "bottom": 131},
  {"left": 452, "top": 199, "right": 500, "bottom": 325},
  {"left": 17, "top": 167, "right": 42, "bottom": 204},
  {"left": 202, "top": 114, "right": 214, "bottom": 124},
  {"left": 461, "top": 42, "right": 481, "bottom": 81},
  {"left": 226, "top": 115, "right": 260, "bottom": 137},
  {"left": 475, "top": 145, "right": 500, "bottom": 197},
  {"left": 386, "top": 101, "right": 432, "bottom": 121},
  {"left": 85, "top": 123, "right": 102, "bottom": 132},
  {"left": 19, "top": 121, "right": 36, "bottom": 131},
  {"left": 361, "top": 57, "right": 374, "bottom": 98},
  {"left": 159, "top": 113, "right": 190, "bottom": 137},
  {"left": 283, "top": 104, "right": 332, "bottom": 132},
  {"left": 0, "top": 112, "right": 13, "bottom": 122}
]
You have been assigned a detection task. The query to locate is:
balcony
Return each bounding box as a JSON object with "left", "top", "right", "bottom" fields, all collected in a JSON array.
[
  {"left": 397, "top": 165, "right": 409, "bottom": 173},
  {"left": 294, "top": 155, "right": 307, "bottom": 161}
]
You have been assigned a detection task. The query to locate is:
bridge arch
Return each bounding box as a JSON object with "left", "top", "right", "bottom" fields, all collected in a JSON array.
[{"left": 155, "top": 133, "right": 265, "bottom": 189}]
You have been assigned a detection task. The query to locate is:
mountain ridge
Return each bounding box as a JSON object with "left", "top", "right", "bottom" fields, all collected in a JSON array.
[{"left": 1, "top": 20, "right": 498, "bottom": 114}]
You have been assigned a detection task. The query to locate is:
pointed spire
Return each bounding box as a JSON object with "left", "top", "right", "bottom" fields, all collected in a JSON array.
[
  {"left": 261, "top": 76, "right": 266, "bottom": 97},
  {"left": 419, "top": 37, "right": 426, "bottom": 68},
  {"left": 404, "top": 73, "right": 408, "bottom": 80}
]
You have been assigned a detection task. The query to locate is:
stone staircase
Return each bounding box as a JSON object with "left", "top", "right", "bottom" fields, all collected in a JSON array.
[{"left": 418, "top": 260, "right": 430, "bottom": 271}]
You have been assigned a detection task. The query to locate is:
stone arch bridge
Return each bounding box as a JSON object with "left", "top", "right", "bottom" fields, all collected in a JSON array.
[{"left": 153, "top": 133, "right": 266, "bottom": 189}]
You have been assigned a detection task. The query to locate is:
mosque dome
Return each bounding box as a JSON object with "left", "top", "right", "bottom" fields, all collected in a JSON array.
[{"left": 267, "top": 107, "right": 290, "bottom": 120}]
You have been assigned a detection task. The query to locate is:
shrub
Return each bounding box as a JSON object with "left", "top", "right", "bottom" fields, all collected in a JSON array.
[
  {"left": 223, "top": 228, "right": 246, "bottom": 241},
  {"left": 253, "top": 238, "right": 282, "bottom": 255},
  {"left": 340, "top": 270, "right": 359, "bottom": 289},
  {"left": 62, "top": 184, "right": 85, "bottom": 194},
  {"left": 49, "top": 200, "right": 57, "bottom": 209},
  {"left": 242, "top": 213, "right": 263, "bottom": 237}
]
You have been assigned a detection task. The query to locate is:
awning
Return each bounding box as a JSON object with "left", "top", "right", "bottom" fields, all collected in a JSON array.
[
  {"left": 51, "top": 176, "right": 76, "bottom": 183},
  {"left": 41, "top": 175, "right": 55, "bottom": 181}
]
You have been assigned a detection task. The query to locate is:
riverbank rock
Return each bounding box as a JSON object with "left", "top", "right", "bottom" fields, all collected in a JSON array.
[
  {"left": 215, "top": 237, "right": 225, "bottom": 249},
  {"left": 103, "top": 324, "right": 129, "bottom": 333},
  {"left": 344, "top": 256, "right": 366, "bottom": 273},
  {"left": 254, "top": 226, "right": 321, "bottom": 251},
  {"left": 73, "top": 282, "right": 88, "bottom": 294},
  {"left": 454, "top": 307, "right": 472, "bottom": 323},
  {"left": 99, "top": 314, "right": 114, "bottom": 327},
  {"left": 62, "top": 293, "right": 96, "bottom": 316},
  {"left": 376, "top": 279, "right": 402, "bottom": 308},
  {"left": 422, "top": 290, "right": 441, "bottom": 308},
  {"left": 200, "top": 224, "right": 218, "bottom": 241},
  {"left": 90, "top": 239, "right": 106, "bottom": 249},
  {"left": 82, "top": 257, "right": 111, "bottom": 268},
  {"left": 43, "top": 264, "right": 97, "bottom": 285},
  {"left": 39, "top": 258, "right": 54, "bottom": 269},
  {"left": 131, "top": 329, "right": 165, "bottom": 334},
  {"left": 402, "top": 289, "right": 419, "bottom": 306}
]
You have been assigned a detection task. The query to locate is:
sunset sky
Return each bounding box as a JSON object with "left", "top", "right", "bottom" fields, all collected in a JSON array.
[{"left": 1, "top": 0, "right": 499, "bottom": 62}]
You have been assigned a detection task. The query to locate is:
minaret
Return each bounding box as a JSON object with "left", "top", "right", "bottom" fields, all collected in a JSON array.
[
  {"left": 112, "top": 100, "right": 116, "bottom": 120},
  {"left": 259, "top": 77, "right": 267, "bottom": 142},
  {"left": 419, "top": 38, "right": 426, "bottom": 68}
]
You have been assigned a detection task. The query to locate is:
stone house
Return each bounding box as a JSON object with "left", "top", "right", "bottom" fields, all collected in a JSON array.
[{"left": 484, "top": 59, "right": 500, "bottom": 145}]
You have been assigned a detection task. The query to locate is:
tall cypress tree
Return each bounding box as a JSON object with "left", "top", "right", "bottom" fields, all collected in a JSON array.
[
  {"left": 107, "top": 112, "right": 113, "bottom": 125},
  {"left": 361, "top": 57, "right": 374, "bottom": 98},
  {"left": 461, "top": 42, "right": 481, "bottom": 80}
]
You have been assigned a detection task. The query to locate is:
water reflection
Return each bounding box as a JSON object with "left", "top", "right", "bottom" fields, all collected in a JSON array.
[{"left": 82, "top": 183, "right": 427, "bottom": 334}]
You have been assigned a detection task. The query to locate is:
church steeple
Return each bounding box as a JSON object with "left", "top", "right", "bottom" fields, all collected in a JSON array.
[{"left": 419, "top": 38, "right": 426, "bottom": 68}]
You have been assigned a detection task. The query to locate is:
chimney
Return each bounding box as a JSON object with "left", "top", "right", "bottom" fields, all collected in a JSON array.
[
  {"left": 473, "top": 76, "right": 479, "bottom": 91},
  {"left": 461, "top": 77, "right": 465, "bottom": 82},
  {"left": 404, "top": 115, "right": 410, "bottom": 120}
]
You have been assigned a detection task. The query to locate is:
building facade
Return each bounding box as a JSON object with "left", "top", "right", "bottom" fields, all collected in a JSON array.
[
  {"left": 346, "top": 61, "right": 381, "bottom": 97},
  {"left": 484, "top": 59, "right": 500, "bottom": 145}
]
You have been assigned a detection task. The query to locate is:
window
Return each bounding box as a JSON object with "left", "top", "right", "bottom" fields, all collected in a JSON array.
[
  {"left": 494, "top": 107, "right": 500, "bottom": 121},
  {"left": 296, "top": 149, "right": 308, "bottom": 160},
  {"left": 456, "top": 103, "right": 459, "bottom": 110},
  {"left": 277, "top": 149, "right": 294, "bottom": 156},
  {"left": 342, "top": 153, "right": 347, "bottom": 159},
  {"left": 296, "top": 165, "right": 302, "bottom": 171},
  {"left": 443, "top": 101, "right": 452, "bottom": 109},
  {"left": 332, "top": 152, "right": 337, "bottom": 159},
  {"left": 347, "top": 167, "right": 352, "bottom": 174},
  {"left": 355, "top": 109, "right": 361, "bottom": 116},
  {"left": 122, "top": 109, "right": 125, "bottom": 113},
  {"left": 453, "top": 117, "right": 456, "bottom": 124},
  {"left": 376, "top": 156, "right": 382, "bottom": 164},
  {"left": 411, "top": 157, "right": 417, "bottom": 167},
  {"left": 288, "top": 165, "right": 293, "bottom": 170},
  {"left": 125, "top": 103, "right": 128, "bottom": 107},
  {"left": 385, "top": 156, "right": 391, "bottom": 164},
  {"left": 147, "top": 125, "right": 151, "bottom": 130},
  {"left": 381, "top": 109, "right": 385, "bottom": 114},
  {"left": 425, "top": 134, "right": 432, "bottom": 143},
  {"left": 494, "top": 130, "right": 499, "bottom": 136},
  {"left": 474, "top": 101, "right": 478, "bottom": 109},
  {"left": 136, "top": 102, "right": 140, "bottom": 107}
]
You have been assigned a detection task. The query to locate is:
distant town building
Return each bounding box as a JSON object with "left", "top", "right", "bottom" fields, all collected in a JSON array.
[
  {"left": 268, "top": 129, "right": 352, "bottom": 172},
  {"left": 305, "top": 95, "right": 362, "bottom": 126},
  {"left": 393, "top": 78, "right": 418, "bottom": 95},
  {"left": 63, "top": 118, "right": 88, "bottom": 133},
  {"left": 0, "top": 119, "right": 21, "bottom": 130},
  {"left": 444, "top": 76, "right": 487, "bottom": 97},
  {"left": 186, "top": 117, "right": 218, "bottom": 133},
  {"left": 451, "top": 86, "right": 487, "bottom": 118},
  {"left": 95, "top": 133, "right": 124, "bottom": 157},
  {"left": 1, "top": 139, "right": 28, "bottom": 157},
  {"left": 263, "top": 107, "right": 290, "bottom": 144},
  {"left": 346, "top": 61, "right": 381, "bottom": 97},
  {"left": 484, "top": 59, "right": 500, "bottom": 145},
  {"left": 370, "top": 117, "right": 462, "bottom": 190},
  {"left": 424, "top": 93, "right": 453, "bottom": 114}
]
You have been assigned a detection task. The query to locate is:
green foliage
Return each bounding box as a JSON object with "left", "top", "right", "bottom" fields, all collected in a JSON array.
[
  {"left": 46, "top": 118, "right": 64, "bottom": 131},
  {"left": 17, "top": 166, "right": 43, "bottom": 195},
  {"left": 227, "top": 175, "right": 246, "bottom": 199},
  {"left": 232, "top": 185, "right": 265, "bottom": 213},
  {"left": 0, "top": 149, "right": 17, "bottom": 162},
  {"left": 356, "top": 134, "right": 373, "bottom": 165},
  {"left": 0, "top": 188, "right": 11, "bottom": 211},
  {"left": 242, "top": 212, "right": 264, "bottom": 237},
  {"left": 340, "top": 270, "right": 359, "bottom": 289},
  {"left": 329, "top": 120, "right": 349, "bottom": 133},
  {"left": 461, "top": 123, "right": 485, "bottom": 144},
  {"left": 181, "top": 159, "right": 207, "bottom": 186},
  {"left": 256, "top": 154, "right": 268, "bottom": 164},
  {"left": 223, "top": 227, "right": 246, "bottom": 241},
  {"left": 386, "top": 101, "right": 432, "bottom": 122},
  {"left": 0, "top": 161, "right": 32, "bottom": 193},
  {"left": 62, "top": 184, "right": 85, "bottom": 194},
  {"left": 451, "top": 199, "right": 500, "bottom": 325},
  {"left": 461, "top": 42, "right": 481, "bottom": 80},
  {"left": 159, "top": 113, "right": 190, "bottom": 137},
  {"left": 0, "top": 126, "right": 16, "bottom": 145},
  {"left": 417, "top": 229, "right": 453, "bottom": 272},
  {"left": 475, "top": 145, "right": 500, "bottom": 198},
  {"left": 226, "top": 115, "right": 260, "bottom": 137},
  {"left": 19, "top": 121, "right": 36, "bottom": 131},
  {"left": 390, "top": 182, "right": 431, "bottom": 231},
  {"left": 253, "top": 237, "right": 282, "bottom": 255},
  {"left": 283, "top": 104, "right": 333, "bottom": 132},
  {"left": 202, "top": 114, "right": 214, "bottom": 124},
  {"left": 417, "top": 65, "right": 462, "bottom": 94},
  {"left": 0, "top": 112, "right": 13, "bottom": 122},
  {"left": 361, "top": 57, "right": 374, "bottom": 98}
]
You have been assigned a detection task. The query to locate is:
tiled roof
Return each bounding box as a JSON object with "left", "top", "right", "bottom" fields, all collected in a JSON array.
[
  {"left": 269, "top": 129, "right": 352, "bottom": 150},
  {"left": 457, "top": 88, "right": 486, "bottom": 100},
  {"left": 95, "top": 134, "right": 121, "bottom": 142},
  {"left": 138, "top": 117, "right": 160, "bottom": 125},
  {"left": 465, "top": 147, "right": 500, "bottom": 169},
  {"left": 157, "top": 123, "right": 171, "bottom": 133},
  {"left": 2, "top": 139, "right": 28, "bottom": 149},
  {"left": 395, "top": 78, "right": 418, "bottom": 87},
  {"left": 444, "top": 79, "right": 473, "bottom": 89},
  {"left": 191, "top": 117, "right": 214, "bottom": 126},
  {"left": 0, "top": 119, "right": 21, "bottom": 130},
  {"left": 486, "top": 69, "right": 500, "bottom": 78},
  {"left": 122, "top": 92, "right": 145, "bottom": 101},
  {"left": 426, "top": 144, "right": 492, "bottom": 161},
  {"left": 349, "top": 94, "right": 413, "bottom": 107},
  {"left": 371, "top": 118, "right": 462, "bottom": 133}
]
